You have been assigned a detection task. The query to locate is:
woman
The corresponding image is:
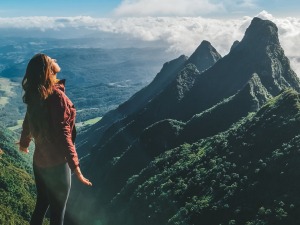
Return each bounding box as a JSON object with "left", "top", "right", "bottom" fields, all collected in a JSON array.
[{"left": 18, "top": 53, "right": 92, "bottom": 225}]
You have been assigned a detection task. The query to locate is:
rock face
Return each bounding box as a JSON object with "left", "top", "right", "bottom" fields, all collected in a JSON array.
[
  {"left": 231, "top": 17, "right": 300, "bottom": 95},
  {"left": 66, "top": 18, "right": 300, "bottom": 225}
]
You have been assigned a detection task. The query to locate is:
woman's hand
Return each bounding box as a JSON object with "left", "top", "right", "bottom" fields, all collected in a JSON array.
[
  {"left": 16, "top": 142, "right": 29, "bottom": 154},
  {"left": 74, "top": 166, "right": 92, "bottom": 186}
]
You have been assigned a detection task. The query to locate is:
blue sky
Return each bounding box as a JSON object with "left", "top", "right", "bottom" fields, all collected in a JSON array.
[
  {"left": 0, "top": 0, "right": 120, "bottom": 17},
  {"left": 0, "top": 0, "right": 299, "bottom": 17}
]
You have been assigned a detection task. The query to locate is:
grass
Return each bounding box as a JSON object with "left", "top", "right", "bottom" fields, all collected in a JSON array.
[
  {"left": 76, "top": 117, "right": 102, "bottom": 128},
  {"left": 0, "top": 78, "right": 18, "bottom": 96},
  {"left": 0, "top": 97, "right": 9, "bottom": 106},
  {"left": 7, "top": 120, "right": 23, "bottom": 131},
  {"left": 0, "top": 78, "right": 19, "bottom": 108},
  {"left": 7, "top": 116, "right": 103, "bottom": 131}
]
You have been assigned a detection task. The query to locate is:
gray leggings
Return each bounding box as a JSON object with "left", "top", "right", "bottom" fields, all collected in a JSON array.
[{"left": 30, "top": 163, "right": 71, "bottom": 225}]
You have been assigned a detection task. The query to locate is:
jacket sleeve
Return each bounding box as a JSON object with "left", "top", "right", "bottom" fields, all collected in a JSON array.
[
  {"left": 19, "top": 112, "right": 32, "bottom": 148},
  {"left": 48, "top": 91, "right": 79, "bottom": 171}
]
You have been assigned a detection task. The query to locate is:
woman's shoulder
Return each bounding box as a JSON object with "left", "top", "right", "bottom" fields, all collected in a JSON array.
[
  {"left": 46, "top": 86, "right": 66, "bottom": 105},
  {"left": 49, "top": 87, "right": 64, "bottom": 99},
  {"left": 49, "top": 85, "right": 73, "bottom": 107}
]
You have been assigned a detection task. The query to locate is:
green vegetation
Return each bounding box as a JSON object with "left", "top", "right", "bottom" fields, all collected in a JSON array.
[
  {"left": 76, "top": 117, "right": 102, "bottom": 129},
  {"left": 0, "top": 125, "right": 42, "bottom": 224},
  {"left": 7, "top": 119, "right": 23, "bottom": 131},
  {"left": 106, "top": 89, "right": 300, "bottom": 225}
]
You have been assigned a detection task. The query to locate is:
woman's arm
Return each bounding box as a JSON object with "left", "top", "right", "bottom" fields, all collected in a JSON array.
[
  {"left": 48, "top": 91, "right": 79, "bottom": 170},
  {"left": 74, "top": 166, "right": 92, "bottom": 186},
  {"left": 18, "top": 112, "right": 32, "bottom": 153}
]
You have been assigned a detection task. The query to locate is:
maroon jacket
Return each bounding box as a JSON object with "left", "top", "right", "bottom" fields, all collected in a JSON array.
[{"left": 20, "top": 79, "right": 79, "bottom": 171}]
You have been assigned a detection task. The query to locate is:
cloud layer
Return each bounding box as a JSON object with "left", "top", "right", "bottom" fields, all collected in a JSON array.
[
  {"left": 0, "top": 11, "right": 299, "bottom": 75},
  {"left": 113, "top": 0, "right": 259, "bottom": 17},
  {"left": 113, "top": 0, "right": 224, "bottom": 16}
]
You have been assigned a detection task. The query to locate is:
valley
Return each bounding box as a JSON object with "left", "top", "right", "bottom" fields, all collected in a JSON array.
[{"left": 0, "top": 39, "right": 176, "bottom": 129}]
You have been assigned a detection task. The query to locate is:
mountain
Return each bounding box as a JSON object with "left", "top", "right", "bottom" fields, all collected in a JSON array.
[
  {"left": 82, "top": 17, "right": 299, "bottom": 157},
  {"left": 0, "top": 125, "right": 36, "bottom": 224},
  {"left": 65, "top": 17, "right": 300, "bottom": 225},
  {"left": 186, "top": 40, "right": 222, "bottom": 72},
  {"left": 77, "top": 41, "right": 223, "bottom": 186},
  {"left": 76, "top": 40, "right": 222, "bottom": 154}
]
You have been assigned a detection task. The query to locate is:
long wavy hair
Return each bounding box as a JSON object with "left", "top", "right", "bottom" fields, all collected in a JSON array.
[{"left": 22, "top": 53, "right": 58, "bottom": 140}]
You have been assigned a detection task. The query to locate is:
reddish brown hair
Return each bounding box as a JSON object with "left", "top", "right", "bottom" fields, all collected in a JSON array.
[{"left": 22, "top": 53, "right": 58, "bottom": 140}]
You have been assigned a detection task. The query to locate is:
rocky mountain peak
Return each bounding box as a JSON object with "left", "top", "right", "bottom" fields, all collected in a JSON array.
[
  {"left": 229, "top": 17, "right": 300, "bottom": 95},
  {"left": 187, "top": 40, "right": 222, "bottom": 72},
  {"left": 239, "top": 17, "right": 279, "bottom": 49}
]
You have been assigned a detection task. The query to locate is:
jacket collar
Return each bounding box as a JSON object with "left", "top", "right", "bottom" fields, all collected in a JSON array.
[{"left": 54, "top": 79, "right": 66, "bottom": 92}]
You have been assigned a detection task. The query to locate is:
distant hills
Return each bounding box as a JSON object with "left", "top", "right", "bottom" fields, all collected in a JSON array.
[
  {"left": 66, "top": 17, "right": 300, "bottom": 225},
  {"left": 0, "top": 43, "right": 174, "bottom": 128}
]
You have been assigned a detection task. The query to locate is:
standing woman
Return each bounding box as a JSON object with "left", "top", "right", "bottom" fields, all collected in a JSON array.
[{"left": 18, "top": 53, "right": 92, "bottom": 225}]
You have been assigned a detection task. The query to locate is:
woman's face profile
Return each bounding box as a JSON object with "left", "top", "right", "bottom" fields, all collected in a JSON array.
[{"left": 48, "top": 56, "right": 61, "bottom": 74}]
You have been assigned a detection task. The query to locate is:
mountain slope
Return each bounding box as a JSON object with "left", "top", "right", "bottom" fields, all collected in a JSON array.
[
  {"left": 96, "top": 73, "right": 273, "bottom": 202},
  {"left": 76, "top": 54, "right": 188, "bottom": 153},
  {"left": 0, "top": 125, "right": 36, "bottom": 224},
  {"left": 107, "top": 89, "right": 300, "bottom": 225},
  {"left": 77, "top": 40, "right": 222, "bottom": 154},
  {"left": 75, "top": 42, "right": 223, "bottom": 201},
  {"left": 83, "top": 40, "right": 222, "bottom": 160}
]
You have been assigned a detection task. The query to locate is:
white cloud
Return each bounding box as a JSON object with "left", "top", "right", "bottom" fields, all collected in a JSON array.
[
  {"left": 113, "top": 0, "right": 260, "bottom": 17},
  {"left": 97, "top": 17, "right": 249, "bottom": 55},
  {"left": 0, "top": 11, "right": 298, "bottom": 75},
  {"left": 113, "top": 0, "right": 224, "bottom": 17},
  {"left": 96, "top": 12, "right": 300, "bottom": 75}
]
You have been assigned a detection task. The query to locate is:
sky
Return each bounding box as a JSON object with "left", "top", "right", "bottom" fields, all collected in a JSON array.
[
  {"left": 0, "top": 0, "right": 299, "bottom": 74},
  {"left": 0, "top": 0, "right": 298, "bottom": 17}
]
